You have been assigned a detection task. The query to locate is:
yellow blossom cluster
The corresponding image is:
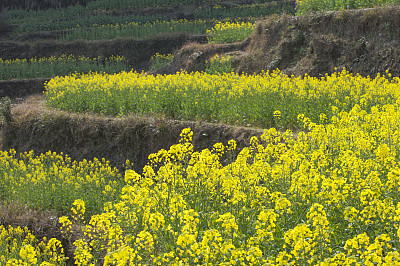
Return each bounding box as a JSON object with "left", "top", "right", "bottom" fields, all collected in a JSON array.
[
  {"left": 0, "top": 150, "right": 124, "bottom": 218},
  {"left": 45, "top": 69, "right": 400, "bottom": 128},
  {"left": 205, "top": 54, "right": 234, "bottom": 74},
  {"left": 0, "top": 225, "right": 67, "bottom": 265},
  {"left": 5, "top": 69, "right": 400, "bottom": 264},
  {"left": 55, "top": 97, "right": 400, "bottom": 264},
  {"left": 149, "top": 53, "right": 174, "bottom": 72}
]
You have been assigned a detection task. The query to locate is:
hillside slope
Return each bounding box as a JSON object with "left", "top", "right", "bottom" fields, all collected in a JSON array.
[{"left": 166, "top": 6, "right": 400, "bottom": 77}]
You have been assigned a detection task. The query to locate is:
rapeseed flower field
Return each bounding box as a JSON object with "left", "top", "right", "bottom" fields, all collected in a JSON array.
[
  {"left": 0, "top": 150, "right": 124, "bottom": 218},
  {"left": 45, "top": 69, "right": 400, "bottom": 129},
  {"left": 0, "top": 225, "right": 67, "bottom": 265},
  {"left": 4, "top": 70, "right": 400, "bottom": 264},
  {"left": 61, "top": 101, "right": 400, "bottom": 264}
]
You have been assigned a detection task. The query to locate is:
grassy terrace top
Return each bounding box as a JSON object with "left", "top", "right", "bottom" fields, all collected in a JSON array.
[
  {"left": 6, "top": 0, "right": 295, "bottom": 37},
  {"left": 296, "top": 0, "right": 400, "bottom": 15},
  {"left": 44, "top": 69, "right": 400, "bottom": 130}
]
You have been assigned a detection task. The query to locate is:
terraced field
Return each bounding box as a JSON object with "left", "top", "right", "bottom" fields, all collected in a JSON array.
[{"left": 1, "top": 0, "right": 400, "bottom": 264}]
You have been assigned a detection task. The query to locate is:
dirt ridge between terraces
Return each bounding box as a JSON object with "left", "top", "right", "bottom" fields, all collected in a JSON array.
[
  {"left": 0, "top": 33, "right": 207, "bottom": 71},
  {"left": 2, "top": 95, "right": 264, "bottom": 173},
  {"left": 0, "top": 78, "right": 49, "bottom": 98}
]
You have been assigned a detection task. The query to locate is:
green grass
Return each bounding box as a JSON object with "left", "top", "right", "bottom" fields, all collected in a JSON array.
[
  {"left": 8, "top": 1, "right": 294, "bottom": 37},
  {"left": 0, "top": 55, "right": 129, "bottom": 80},
  {"left": 296, "top": 0, "right": 400, "bottom": 15},
  {"left": 0, "top": 150, "right": 124, "bottom": 218},
  {"left": 59, "top": 20, "right": 214, "bottom": 41},
  {"left": 150, "top": 53, "right": 174, "bottom": 72}
]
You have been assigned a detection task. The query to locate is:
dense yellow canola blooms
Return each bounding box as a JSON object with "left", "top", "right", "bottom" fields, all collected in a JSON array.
[
  {"left": 0, "top": 225, "right": 67, "bottom": 265},
  {"left": 0, "top": 150, "right": 123, "bottom": 218},
  {"left": 45, "top": 69, "right": 400, "bottom": 128},
  {"left": 57, "top": 99, "right": 400, "bottom": 265}
]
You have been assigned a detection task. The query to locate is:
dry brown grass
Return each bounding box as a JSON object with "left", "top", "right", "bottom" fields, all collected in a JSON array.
[
  {"left": 4, "top": 94, "right": 265, "bottom": 173},
  {"left": 234, "top": 5, "right": 400, "bottom": 77}
]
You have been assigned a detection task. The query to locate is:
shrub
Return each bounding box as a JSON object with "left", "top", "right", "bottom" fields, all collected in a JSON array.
[
  {"left": 205, "top": 54, "right": 234, "bottom": 74},
  {"left": 149, "top": 53, "right": 174, "bottom": 72},
  {"left": 207, "top": 21, "right": 255, "bottom": 43}
]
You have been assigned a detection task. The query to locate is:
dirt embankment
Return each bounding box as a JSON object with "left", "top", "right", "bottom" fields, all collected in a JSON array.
[
  {"left": 165, "top": 6, "right": 400, "bottom": 77},
  {"left": 0, "top": 33, "right": 207, "bottom": 71},
  {"left": 0, "top": 78, "right": 49, "bottom": 98},
  {"left": 2, "top": 95, "right": 264, "bottom": 173}
]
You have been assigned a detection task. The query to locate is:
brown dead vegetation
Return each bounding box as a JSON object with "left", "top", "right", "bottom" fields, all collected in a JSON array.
[
  {"left": 0, "top": 33, "right": 207, "bottom": 71},
  {"left": 240, "top": 6, "right": 400, "bottom": 77},
  {"left": 165, "top": 5, "right": 400, "bottom": 78},
  {"left": 3, "top": 94, "right": 264, "bottom": 173}
]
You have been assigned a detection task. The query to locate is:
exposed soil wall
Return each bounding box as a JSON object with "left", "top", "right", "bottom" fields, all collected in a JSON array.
[
  {"left": 156, "top": 40, "right": 250, "bottom": 74},
  {"left": 166, "top": 6, "right": 400, "bottom": 77},
  {"left": 0, "top": 78, "right": 48, "bottom": 98},
  {"left": 3, "top": 95, "right": 263, "bottom": 173},
  {"left": 239, "top": 6, "right": 400, "bottom": 77},
  {"left": 0, "top": 33, "right": 207, "bottom": 71}
]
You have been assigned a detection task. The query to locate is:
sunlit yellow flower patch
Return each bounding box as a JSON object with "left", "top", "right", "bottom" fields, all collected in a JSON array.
[
  {"left": 0, "top": 150, "right": 124, "bottom": 218},
  {"left": 0, "top": 225, "right": 67, "bottom": 265},
  {"left": 57, "top": 98, "right": 400, "bottom": 264},
  {"left": 45, "top": 69, "right": 400, "bottom": 129}
]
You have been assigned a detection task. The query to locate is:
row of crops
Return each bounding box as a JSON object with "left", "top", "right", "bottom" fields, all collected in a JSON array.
[
  {"left": 60, "top": 19, "right": 257, "bottom": 42},
  {"left": 3, "top": 84, "right": 400, "bottom": 263},
  {"left": 0, "top": 22, "right": 255, "bottom": 80},
  {"left": 8, "top": 1, "right": 294, "bottom": 37},
  {"left": 84, "top": 0, "right": 281, "bottom": 10},
  {"left": 7, "top": 0, "right": 399, "bottom": 38},
  {"left": 59, "top": 19, "right": 215, "bottom": 41},
  {"left": 0, "top": 55, "right": 128, "bottom": 80},
  {"left": 44, "top": 69, "right": 399, "bottom": 129}
]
